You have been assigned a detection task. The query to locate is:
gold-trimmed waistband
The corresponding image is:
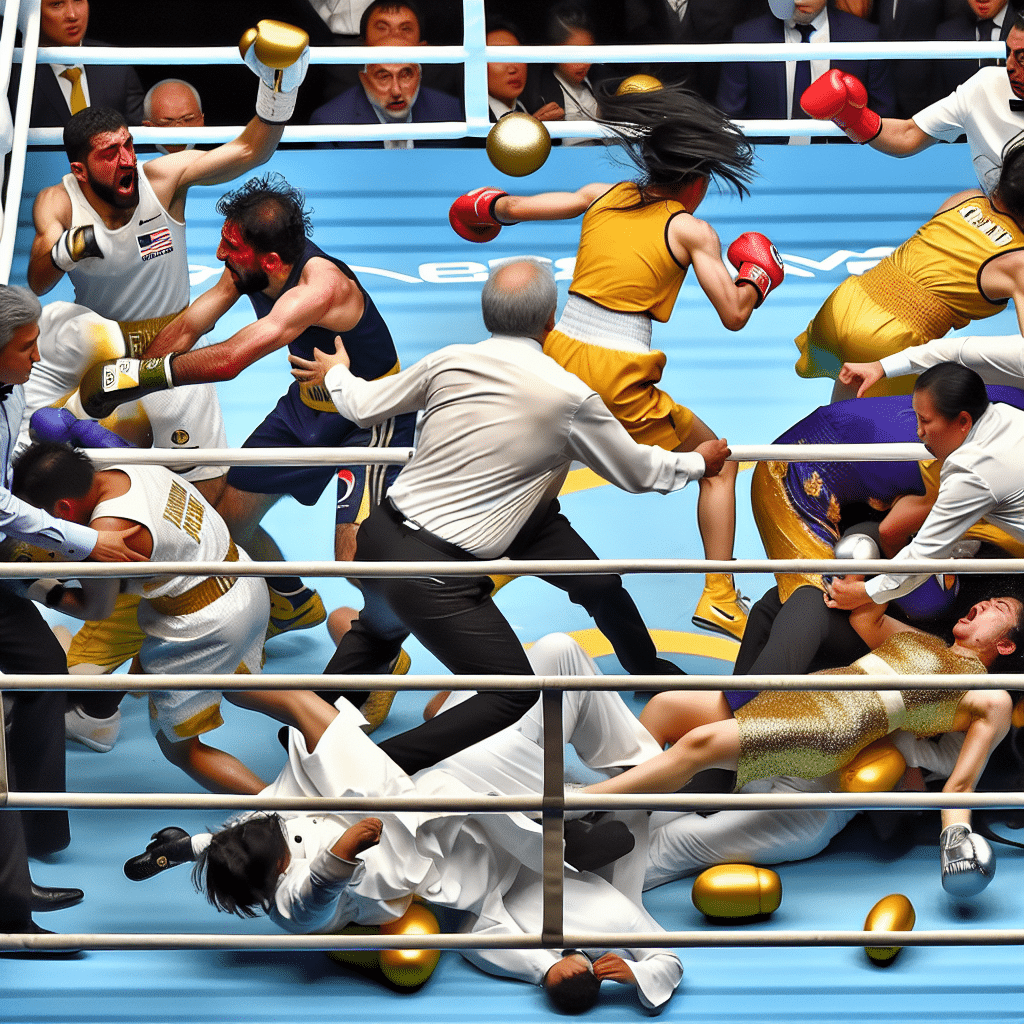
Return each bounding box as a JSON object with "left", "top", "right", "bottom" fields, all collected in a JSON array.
[
  {"left": 118, "top": 309, "right": 185, "bottom": 357},
  {"left": 856, "top": 261, "right": 960, "bottom": 340},
  {"left": 146, "top": 541, "right": 238, "bottom": 616},
  {"left": 298, "top": 359, "right": 402, "bottom": 412},
  {"left": 298, "top": 381, "right": 340, "bottom": 412}
]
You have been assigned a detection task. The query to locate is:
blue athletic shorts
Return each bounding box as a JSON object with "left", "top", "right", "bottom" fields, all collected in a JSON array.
[{"left": 226, "top": 381, "right": 416, "bottom": 525}]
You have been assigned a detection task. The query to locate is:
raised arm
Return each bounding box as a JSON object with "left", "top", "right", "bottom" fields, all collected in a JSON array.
[
  {"left": 869, "top": 117, "right": 937, "bottom": 157},
  {"left": 142, "top": 20, "right": 310, "bottom": 218}
]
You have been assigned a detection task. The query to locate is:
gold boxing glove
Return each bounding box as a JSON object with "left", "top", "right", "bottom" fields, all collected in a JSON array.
[
  {"left": 863, "top": 893, "right": 915, "bottom": 964},
  {"left": 691, "top": 864, "right": 782, "bottom": 919},
  {"left": 839, "top": 738, "right": 907, "bottom": 793},
  {"left": 239, "top": 20, "right": 310, "bottom": 123},
  {"left": 327, "top": 901, "right": 441, "bottom": 988}
]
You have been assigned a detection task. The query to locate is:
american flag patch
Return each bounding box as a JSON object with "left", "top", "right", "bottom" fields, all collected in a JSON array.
[{"left": 137, "top": 226, "right": 173, "bottom": 261}]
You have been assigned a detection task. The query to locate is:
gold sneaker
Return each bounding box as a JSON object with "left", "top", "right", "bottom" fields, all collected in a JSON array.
[
  {"left": 359, "top": 649, "right": 411, "bottom": 734},
  {"left": 691, "top": 573, "right": 749, "bottom": 641},
  {"left": 266, "top": 586, "right": 327, "bottom": 639}
]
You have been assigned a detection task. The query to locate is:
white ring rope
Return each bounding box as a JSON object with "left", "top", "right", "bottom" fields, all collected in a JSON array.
[
  {"left": 4, "top": 791, "right": 1023, "bottom": 814},
  {"left": 4, "top": 927, "right": 1022, "bottom": 954},
  {"left": 68, "top": 442, "right": 934, "bottom": 466},
  {"left": 1, "top": 557, "right": 1020, "bottom": 581}
]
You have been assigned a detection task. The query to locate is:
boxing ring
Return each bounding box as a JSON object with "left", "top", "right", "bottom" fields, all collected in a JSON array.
[{"left": 2, "top": 1, "right": 1024, "bottom": 1020}]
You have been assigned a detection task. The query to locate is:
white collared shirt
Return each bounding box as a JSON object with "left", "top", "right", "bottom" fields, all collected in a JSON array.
[
  {"left": 324, "top": 333, "right": 705, "bottom": 557},
  {"left": 865, "top": 400, "right": 1024, "bottom": 601}
]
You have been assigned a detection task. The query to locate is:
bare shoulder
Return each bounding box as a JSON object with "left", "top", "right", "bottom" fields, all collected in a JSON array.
[{"left": 33, "top": 182, "right": 73, "bottom": 224}]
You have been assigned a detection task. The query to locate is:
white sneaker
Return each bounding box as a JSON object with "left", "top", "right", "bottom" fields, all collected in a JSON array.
[{"left": 65, "top": 705, "right": 121, "bottom": 753}]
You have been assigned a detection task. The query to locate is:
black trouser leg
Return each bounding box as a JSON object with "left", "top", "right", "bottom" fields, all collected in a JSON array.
[
  {"left": 0, "top": 806, "right": 33, "bottom": 930},
  {"left": 741, "top": 585, "right": 869, "bottom": 676},
  {"left": 517, "top": 503, "right": 664, "bottom": 674},
  {"left": 0, "top": 587, "right": 70, "bottom": 857},
  {"left": 323, "top": 508, "right": 538, "bottom": 774}
]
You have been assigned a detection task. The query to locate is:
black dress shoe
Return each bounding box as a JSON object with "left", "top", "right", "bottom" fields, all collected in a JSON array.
[
  {"left": 123, "top": 827, "right": 194, "bottom": 881},
  {"left": 563, "top": 816, "right": 636, "bottom": 873},
  {"left": 30, "top": 884, "right": 84, "bottom": 912}
]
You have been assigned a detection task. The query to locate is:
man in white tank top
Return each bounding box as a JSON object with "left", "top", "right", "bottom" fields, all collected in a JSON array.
[
  {"left": 19, "top": 26, "right": 320, "bottom": 746},
  {"left": 12, "top": 439, "right": 336, "bottom": 795}
]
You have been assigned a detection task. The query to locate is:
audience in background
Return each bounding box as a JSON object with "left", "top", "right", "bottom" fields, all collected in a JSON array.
[
  {"left": 141, "top": 79, "right": 204, "bottom": 154},
  {"left": 717, "top": 0, "right": 896, "bottom": 144},
  {"left": 13, "top": 0, "right": 144, "bottom": 128}
]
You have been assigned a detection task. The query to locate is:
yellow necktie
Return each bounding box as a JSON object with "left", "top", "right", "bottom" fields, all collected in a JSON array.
[{"left": 60, "top": 67, "right": 86, "bottom": 114}]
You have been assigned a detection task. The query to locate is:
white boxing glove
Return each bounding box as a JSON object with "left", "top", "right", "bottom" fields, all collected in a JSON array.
[
  {"left": 239, "top": 20, "right": 310, "bottom": 124},
  {"left": 50, "top": 225, "right": 108, "bottom": 273},
  {"left": 939, "top": 824, "right": 996, "bottom": 897}
]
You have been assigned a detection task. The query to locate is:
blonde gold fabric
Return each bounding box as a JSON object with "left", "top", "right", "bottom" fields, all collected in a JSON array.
[
  {"left": 118, "top": 310, "right": 184, "bottom": 357},
  {"left": 733, "top": 632, "right": 977, "bottom": 790},
  {"left": 145, "top": 541, "right": 239, "bottom": 616},
  {"left": 794, "top": 195, "right": 1019, "bottom": 393},
  {"left": 543, "top": 328, "right": 694, "bottom": 450},
  {"left": 750, "top": 458, "right": 834, "bottom": 602}
]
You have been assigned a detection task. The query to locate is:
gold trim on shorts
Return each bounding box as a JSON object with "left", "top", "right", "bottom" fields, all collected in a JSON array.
[
  {"left": 118, "top": 310, "right": 184, "bottom": 357},
  {"left": 299, "top": 359, "right": 402, "bottom": 412},
  {"left": 146, "top": 541, "right": 239, "bottom": 616},
  {"left": 857, "top": 261, "right": 960, "bottom": 340}
]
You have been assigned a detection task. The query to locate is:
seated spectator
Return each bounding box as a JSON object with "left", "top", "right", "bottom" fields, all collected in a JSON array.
[
  {"left": 534, "top": 2, "right": 601, "bottom": 145},
  {"left": 316, "top": 1, "right": 463, "bottom": 111},
  {"left": 486, "top": 22, "right": 563, "bottom": 123},
  {"left": 671, "top": 0, "right": 766, "bottom": 102},
  {"left": 14, "top": 0, "right": 143, "bottom": 127},
  {"left": 716, "top": 0, "right": 895, "bottom": 144},
  {"left": 141, "top": 79, "right": 204, "bottom": 155},
  {"left": 310, "top": 61, "right": 461, "bottom": 148},
  {"left": 931, "top": 0, "right": 1017, "bottom": 104}
]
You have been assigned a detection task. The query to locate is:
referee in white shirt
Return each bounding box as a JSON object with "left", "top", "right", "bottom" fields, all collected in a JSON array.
[
  {"left": 292, "top": 259, "right": 728, "bottom": 773},
  {"left": 828, "top": 360, "right": 1024, "bottom": 610}
]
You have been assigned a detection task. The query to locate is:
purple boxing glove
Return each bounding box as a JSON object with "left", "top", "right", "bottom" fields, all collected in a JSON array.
[{"left": 29, "top": 406, "right": 133, "bottom": 448}]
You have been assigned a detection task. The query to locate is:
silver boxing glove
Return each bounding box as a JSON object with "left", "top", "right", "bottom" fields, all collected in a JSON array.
[
  {"left": 824, "top": 531, "right": 880, "bottom": 587},
  {"left": 939, "top": 824, "right": 996, "bottom": 897}
]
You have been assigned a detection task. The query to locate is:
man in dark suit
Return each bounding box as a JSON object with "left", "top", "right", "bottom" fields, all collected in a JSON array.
[
  {"left": 309, "top": 61, "right": 462, "bottom": 148},
  {"left": 716, "top": 0, "right": 896, "bottom": 142},
  {"left": 932, "top": 0, "right": 1018, "bottom": 101},
  {"left": 16, "top": 0, "right": 143, "bottom": 128},
  {"left": 872, "top": 0, "right": 949, "bottom": 117}
]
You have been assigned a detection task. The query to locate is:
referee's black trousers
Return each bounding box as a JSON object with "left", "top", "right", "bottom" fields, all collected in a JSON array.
[{"left": 321, "top": 499, "right": 667, "bottom": 774}]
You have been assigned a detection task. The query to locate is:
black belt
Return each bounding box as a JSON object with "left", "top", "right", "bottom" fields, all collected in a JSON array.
[{"left": 382, "top": 498, "right": 478, "bottom": 560}]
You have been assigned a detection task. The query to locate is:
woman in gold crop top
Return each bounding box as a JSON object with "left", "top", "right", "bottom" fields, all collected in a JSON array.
[
  {"left": 449, "top": 83, "right": 783, "bottom": 643},
  {"left": 799, "top": 143, "right": 1024, "bottom": 401},
  {"left": 581, "top": 591, "right": 1017, "bottom": 867}
]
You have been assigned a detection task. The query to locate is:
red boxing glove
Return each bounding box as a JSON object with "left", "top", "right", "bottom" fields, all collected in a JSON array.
[
  {"left": 448, "top": 187, "right": 513, "bottom": 243},
  {"left": 727, "top": 232, "right": 785, "bottom": 307},
  {"left": 800, "top": 69, "right": 882, "bottom": 144}
]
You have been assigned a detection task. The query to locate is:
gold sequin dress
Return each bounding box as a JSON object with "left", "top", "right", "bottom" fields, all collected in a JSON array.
[{"left": 733, "top": 632, "right": 980, "bottom": 790}]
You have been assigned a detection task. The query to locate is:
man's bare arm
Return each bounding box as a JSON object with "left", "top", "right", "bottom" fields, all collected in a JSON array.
[
  {"left": 170, "top": 262, "right": 354, "bottom": 385},
  {"left": 144, "top": 118, "right": 285, "bottom": 219},
  {"left": 146, "top": 271, "right": 242, "bottom": 357},
  {"left": 27, "top": 185, "right": 74, "bottom": 295},
  {"left": 869, "top": 118, "right": 937, "bottom": 157}
]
